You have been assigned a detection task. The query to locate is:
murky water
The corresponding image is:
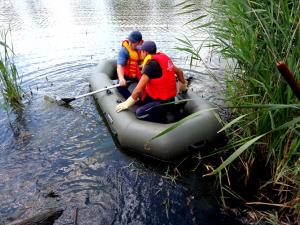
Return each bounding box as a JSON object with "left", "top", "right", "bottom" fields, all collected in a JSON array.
[{"left": 0, "top": 0, "right": 235, "bottom": 224}]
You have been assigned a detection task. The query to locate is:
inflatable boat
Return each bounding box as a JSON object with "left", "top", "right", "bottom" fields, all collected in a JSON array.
[{"left": 89, "top": 60, "right": 224, "bottom": 161}]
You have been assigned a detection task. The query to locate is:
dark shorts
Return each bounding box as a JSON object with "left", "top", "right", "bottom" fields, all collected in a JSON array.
[
  {"left": 116, "top": 77, "right": 138, "bottom": 99},
  {"left": 135, "top": 96, "right": 179, "bottom": 123}
]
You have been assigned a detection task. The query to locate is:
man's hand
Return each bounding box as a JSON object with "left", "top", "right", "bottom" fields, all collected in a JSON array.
[
  {"left": 178, "top": 80, "right": 188, "bottom": 93},
  {"left": 116, "top": 96, "right": 136, "bottom": 112},
  {"left": 119, "top": 78, "right": 127, "bottom": 87}
]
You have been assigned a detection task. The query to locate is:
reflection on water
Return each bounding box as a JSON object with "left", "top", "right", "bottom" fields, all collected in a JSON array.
[{"left": 0, "top": 0, "right": 233, "bottom": 224}]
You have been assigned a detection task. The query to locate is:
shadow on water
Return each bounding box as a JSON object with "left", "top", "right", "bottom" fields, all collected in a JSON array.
[
  {"left": 0, "top": 0, "right": 243, "bottom": 224},
  {"left": 92, "top": 149, "right": 245, "bottom": 225}
]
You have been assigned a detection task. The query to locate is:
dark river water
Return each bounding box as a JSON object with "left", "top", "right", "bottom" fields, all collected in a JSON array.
[{"left": 0, "top": 0, "right": 235, "bottom": 224}]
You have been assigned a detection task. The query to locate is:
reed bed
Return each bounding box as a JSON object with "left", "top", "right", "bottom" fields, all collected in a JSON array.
[
  {"left": 0, "top": 28, "right": 22, "bottom": 109},
  {"left": 176, "top": 0, "right": 300, "bottom": 223}
]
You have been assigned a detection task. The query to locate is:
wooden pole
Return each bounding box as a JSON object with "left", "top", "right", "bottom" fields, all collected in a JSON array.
[{"left": 276, "top": 61, "right": 300, "bottom": 100}]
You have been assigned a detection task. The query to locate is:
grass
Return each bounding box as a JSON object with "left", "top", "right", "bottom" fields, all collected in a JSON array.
[
  {"left": 174, "top": 0, "right": 300, "bottom": 223},
  {"left": 0, "top": 28, "right": 23, "bottom": 109}
]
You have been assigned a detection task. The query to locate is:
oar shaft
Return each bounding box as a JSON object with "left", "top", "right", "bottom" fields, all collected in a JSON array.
[{"left": 75, "top": 83, "right": 121, "bottom": 99}]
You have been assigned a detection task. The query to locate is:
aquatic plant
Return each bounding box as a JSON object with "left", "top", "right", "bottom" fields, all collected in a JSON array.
[
  {"left": 175, "top": 0, "right": 300, "bottom": 223},
  {"left": 0, "top": 28, "right": 23, "bottom": 109}
]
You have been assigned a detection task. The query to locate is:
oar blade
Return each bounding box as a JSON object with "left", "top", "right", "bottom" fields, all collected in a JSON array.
[{"left": 60, "top": 97, "right": 76, "bottom": 104}]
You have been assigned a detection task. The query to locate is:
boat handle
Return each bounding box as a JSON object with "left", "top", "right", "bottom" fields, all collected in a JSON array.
[
  {"left": 105, "top": 112, "right": 113, "bottom": 124},
  {"left": 188, "top": 140, "right": 207, "bottom": 151}
]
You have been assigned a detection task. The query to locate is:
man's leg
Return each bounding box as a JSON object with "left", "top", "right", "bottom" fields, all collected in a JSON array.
[
  {"left": 135, "top": 101, "right": 165, "bottom": 122},
  {"left": 115, "top": 77, "right": 138, "bottom": 99}
]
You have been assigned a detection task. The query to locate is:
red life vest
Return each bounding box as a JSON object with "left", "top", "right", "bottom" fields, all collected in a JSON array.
[
  {"left": 143, "top": 52, "right": 177, "bottom": 100},
  {"left": 122, "top": 40, "right": 143, "bottom": 79}
]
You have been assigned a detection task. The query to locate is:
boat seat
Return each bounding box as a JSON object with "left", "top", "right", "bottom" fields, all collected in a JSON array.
[{"left": 164, "top": 101, "right": 187, "bottom": 123}]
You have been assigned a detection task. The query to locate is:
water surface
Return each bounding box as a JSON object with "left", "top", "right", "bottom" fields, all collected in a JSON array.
[{"left": 0, "top": 0, "right": 234, "bottom": 224}]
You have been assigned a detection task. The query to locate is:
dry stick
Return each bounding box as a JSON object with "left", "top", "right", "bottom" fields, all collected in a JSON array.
[
  {"left": 276, "top": 61, "right": 300, "bottom": 100},
  {"left": 246, "top": 201, "right": 293, "bottom": 208},
  {"left": 73, "top": 207, "right": 78, "bottom": 225}
]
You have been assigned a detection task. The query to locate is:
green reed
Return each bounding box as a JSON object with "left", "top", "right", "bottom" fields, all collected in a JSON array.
[
  {"left": 175, "top": 0, "right": 300, "bottom": 222},
  {"left": 0, "top": 29, "right": 22, "bottom": 109}
]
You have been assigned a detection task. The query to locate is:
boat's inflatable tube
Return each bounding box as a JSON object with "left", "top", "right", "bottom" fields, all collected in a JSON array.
[{"left": 89, "top": 60, "right": 224, "bottom": 161}]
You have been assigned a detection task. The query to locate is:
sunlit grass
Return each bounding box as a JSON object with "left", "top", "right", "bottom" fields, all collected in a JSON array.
[
  {"left": 175, "top": 0, "right": 300, "bottom": 222},
  {"left": 0, "top": 28, "right": 23, "bottom": 109}
]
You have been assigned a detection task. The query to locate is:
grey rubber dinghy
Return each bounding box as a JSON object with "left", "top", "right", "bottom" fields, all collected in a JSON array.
[{"left": 89, "top": 60, "right": 224, "bottom": 161}]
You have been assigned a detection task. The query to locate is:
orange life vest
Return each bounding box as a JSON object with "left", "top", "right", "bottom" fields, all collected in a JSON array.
[
  {"left": 143, "top": 52, "right": 177, "bottom": 100},
  {"left": 122, "top": 40, "right": 142, "bottom": 79}
]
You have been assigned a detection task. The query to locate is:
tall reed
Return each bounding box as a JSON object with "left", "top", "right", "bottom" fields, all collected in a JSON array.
[
  {"left": 176, "top": 0, "right": 300, "bottom": 223},
  {"left": 0, "top": 28, "right": 22, "bottom": 109}
]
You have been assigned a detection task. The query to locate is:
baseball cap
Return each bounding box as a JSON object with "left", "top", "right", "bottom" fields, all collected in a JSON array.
[
  {"left": 128, "top": 31, "right": 142, "bottom": 43},
  {"left": 138, "top": 41, "right": 157, "bottom": 54}
]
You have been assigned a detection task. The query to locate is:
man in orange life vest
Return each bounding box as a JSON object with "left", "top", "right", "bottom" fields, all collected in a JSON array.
[
  {"left": 117, "top": 30, "right": 144, "bottom": 98},
  {"left": 116, "top": 41, "right": 188, "bottom": 122}
]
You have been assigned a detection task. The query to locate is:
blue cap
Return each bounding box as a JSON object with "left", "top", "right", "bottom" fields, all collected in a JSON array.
[
  {"left": 128, "top": 31, "right": 142, "bottom": 43},
  {"left": 138, "top": 41, "right": 157, "bottom": 54}
]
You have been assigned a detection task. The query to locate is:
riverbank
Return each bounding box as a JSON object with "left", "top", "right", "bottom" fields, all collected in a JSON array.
[{"left": 176, "top": 0, "right": 300, "bottom": 224}]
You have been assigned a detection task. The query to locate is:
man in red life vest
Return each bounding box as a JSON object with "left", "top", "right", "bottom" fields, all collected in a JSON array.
[
  {"left": 116, "top": 41, "right": 188, "bottom": 122},
  {"left": 117, "top": 30, "right": 144, "bottom": 98}
]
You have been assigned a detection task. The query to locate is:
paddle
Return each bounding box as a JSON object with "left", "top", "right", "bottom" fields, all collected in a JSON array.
[
  {"left": 44, "top": 83, "right": 122, "bottom": 105},
  {"left": 61, "top": 83, "right": 122, "bottom": 104}
]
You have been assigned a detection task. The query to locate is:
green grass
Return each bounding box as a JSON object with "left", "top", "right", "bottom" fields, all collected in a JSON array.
[
  {"left": 175, "top": 0, "right": 300, "bottom": 223},
  {"left": 0, "top": 28, "right": 23, "bottom": 109}
]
